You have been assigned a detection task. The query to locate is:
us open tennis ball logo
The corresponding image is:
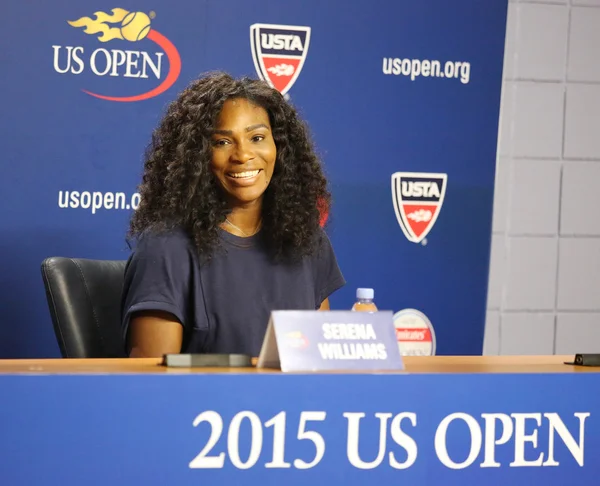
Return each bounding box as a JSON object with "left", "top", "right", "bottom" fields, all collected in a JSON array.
[
  {"left": 67, "top": 8, "right": 157, "bottom": 44},
  {"left": 120, "top": 11, "right": 151, "bottom": 41},
  {"left": 60, "top": 8, "right": 182, "bottom": 102}
]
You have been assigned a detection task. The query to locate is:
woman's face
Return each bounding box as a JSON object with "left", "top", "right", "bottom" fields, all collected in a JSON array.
[{"left": 210, "top": 98, "right": 277, "bottom": 207}]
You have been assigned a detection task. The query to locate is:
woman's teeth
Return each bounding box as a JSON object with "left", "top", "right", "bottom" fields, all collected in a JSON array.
[{"left": 229, "top": 170, "right": 260, "bottom": 179}]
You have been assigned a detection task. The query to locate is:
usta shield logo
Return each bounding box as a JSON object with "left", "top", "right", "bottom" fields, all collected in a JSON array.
[
  {"left": 250, "top": 23, "right": 311, "bottom": 95},
  {"left": 391, "top": 172, "right": 447, "bottom": 243},
  {"left": 52, "top": 8, "right": 181, "bottom": 102}
]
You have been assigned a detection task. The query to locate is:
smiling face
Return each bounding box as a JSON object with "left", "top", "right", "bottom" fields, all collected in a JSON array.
[{"left": 210, "top": 98, "right": 277, "bottom": 207}]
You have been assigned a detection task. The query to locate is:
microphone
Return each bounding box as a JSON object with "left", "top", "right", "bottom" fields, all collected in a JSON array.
[{"left": 565, "top": 354, "right": 600, "bottom": 366}]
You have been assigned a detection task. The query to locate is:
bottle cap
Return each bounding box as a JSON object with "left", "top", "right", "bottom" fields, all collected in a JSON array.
[{"left": 356, "top": 288, "right": 374, "bottom": 300}]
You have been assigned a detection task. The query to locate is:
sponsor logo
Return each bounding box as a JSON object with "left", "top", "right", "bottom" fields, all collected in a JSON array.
[
  {"left": 393, "top": 309, "right": 436, "bottom": 356},
  {"left": 53, "top": 8, "right": 181, "bottom": 102},
  {"left": 250, "top": 23, "right": 311, "bottom": 95},
  {"left": 391, "top": 172, "right": 447, "bottom": 244}
]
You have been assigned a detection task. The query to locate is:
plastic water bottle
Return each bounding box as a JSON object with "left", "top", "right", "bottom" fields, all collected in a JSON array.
[{"left": 351, "top": 288, "right": 378, "bottom": 312}]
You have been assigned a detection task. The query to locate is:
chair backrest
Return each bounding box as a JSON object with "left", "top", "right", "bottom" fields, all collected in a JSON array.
[{"left": 41, "top": 257, "right": 127, "bottom": 358}]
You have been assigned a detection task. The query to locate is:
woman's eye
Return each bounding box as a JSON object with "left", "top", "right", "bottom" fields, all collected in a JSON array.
[
  {"left": 252, "top": 135, "right": 264, "bottom": 142},
  {"left": 213, "top": 139, "right": 229, "bottom": 146}
]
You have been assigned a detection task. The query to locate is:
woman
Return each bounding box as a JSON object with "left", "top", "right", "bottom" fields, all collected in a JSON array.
[{"left": 121, "top": 71, "right": 345, "bottom": 358}]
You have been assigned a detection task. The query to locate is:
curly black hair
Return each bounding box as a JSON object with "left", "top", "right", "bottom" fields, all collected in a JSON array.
[{"left": 129, "top": 71, "right": 331, "bottom": 261}]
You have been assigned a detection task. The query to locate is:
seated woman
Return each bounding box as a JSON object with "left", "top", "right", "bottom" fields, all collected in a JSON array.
[{"left": 121, "top": 71, "right": 345, "bottom": 358}]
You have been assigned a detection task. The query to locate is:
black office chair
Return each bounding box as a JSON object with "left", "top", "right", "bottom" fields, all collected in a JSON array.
[{"left": 41, "top": 257, "right": 128, "bottom": 358}]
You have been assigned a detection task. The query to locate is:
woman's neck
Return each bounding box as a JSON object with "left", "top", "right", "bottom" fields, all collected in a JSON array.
[{"left": 222, "top": 201, "right": 263, "bottom": 237}]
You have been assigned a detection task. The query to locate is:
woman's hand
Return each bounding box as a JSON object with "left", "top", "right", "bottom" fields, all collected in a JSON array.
[{"left": 319, "top": 298, "right": 330, "bottom": 310}]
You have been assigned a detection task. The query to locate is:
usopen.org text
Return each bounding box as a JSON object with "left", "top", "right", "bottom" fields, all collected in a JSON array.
[
  {"left": 382, "top": 57, "right": 471, "bottom": 84},
  {"left": 58, "top": 190, "right": 140, "bottom": 214}
]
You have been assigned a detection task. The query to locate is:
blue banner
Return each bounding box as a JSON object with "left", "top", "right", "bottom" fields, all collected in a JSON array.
[
  {"left": 0, "top": 372, "right": 597, "bottom": 484},
  {"left": 0, "top": 0, "right": 507, "bottom": 357}
]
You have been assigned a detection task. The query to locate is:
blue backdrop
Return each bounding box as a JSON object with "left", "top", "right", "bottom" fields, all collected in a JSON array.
[{"left": 1, "top": 0, "right": 507, "bottom": 357}]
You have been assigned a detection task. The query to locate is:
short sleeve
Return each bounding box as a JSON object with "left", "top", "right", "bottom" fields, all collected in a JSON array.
[
  {"left": 120, "top": 230, "right": 195, "bottom": 346},
  {"left": 313, "top": 229, "right": 346, "bottom": 307}
]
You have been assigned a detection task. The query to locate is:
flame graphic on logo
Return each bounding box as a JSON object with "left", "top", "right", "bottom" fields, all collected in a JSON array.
[
  {"left": 68, "top": 8, "right": 131, "bottom": 42},
  {"left": 284, "top": 331, "right": 309, "bottom": 349},
  {"left": 65, "top": 8, "right": 181, "bottom": 102}
]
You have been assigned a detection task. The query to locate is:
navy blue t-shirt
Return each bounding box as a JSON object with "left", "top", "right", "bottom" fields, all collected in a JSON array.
[{"left": 120, "top": 227, "right": 345, "bottom": 356}]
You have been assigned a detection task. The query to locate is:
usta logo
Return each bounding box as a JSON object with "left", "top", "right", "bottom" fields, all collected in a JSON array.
[
  {"left": 391, "top": 172, "right": 447, "bottom": 244},
  {"left": 52, "top": 8, "right": 181, "bottom": 102},
  {"left": 262, "top": 34, "right": 304, "bottom": 51},
  {"left": 402, "top": 181, "right": 441, "bottom": 198},
  {"left": 250, "top": 23, "right": 311, "bottom": 96}
]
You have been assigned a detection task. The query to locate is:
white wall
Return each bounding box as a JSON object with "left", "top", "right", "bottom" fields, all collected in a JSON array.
[{"left": 484, "top": 0, "right": 600, "bottom": 355}]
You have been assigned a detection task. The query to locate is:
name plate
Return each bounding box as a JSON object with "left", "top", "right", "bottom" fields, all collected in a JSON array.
[{"left": 257, "top": 310, "right": 404, "bottom": 372}]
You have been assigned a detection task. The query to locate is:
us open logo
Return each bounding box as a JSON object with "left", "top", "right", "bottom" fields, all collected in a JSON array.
[
  {"left": 391, "top": 172, "right": 447, "bottom": 244},
  {"left": 53, "top": 8, "right": 181, "bottom": 102},
  {"left": 250, "top": 23, "right": 311, "bottom": 96},
  {"left": 284, "top": 331, "right": 309, "bottom": 350}
]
